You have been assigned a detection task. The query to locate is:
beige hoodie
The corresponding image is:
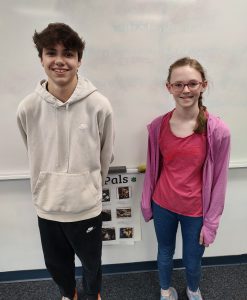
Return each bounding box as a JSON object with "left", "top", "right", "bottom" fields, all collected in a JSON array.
[{"left": 17, "top": 77, "right": 114, "bottom": 222}]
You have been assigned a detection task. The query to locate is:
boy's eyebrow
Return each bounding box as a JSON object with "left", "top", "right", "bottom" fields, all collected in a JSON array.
[
  {"left": 44, "top": 47, "right": 56, "bottom": 51},
  {"left": 44, "top": 47, "right": 74, "bottom": 51}
]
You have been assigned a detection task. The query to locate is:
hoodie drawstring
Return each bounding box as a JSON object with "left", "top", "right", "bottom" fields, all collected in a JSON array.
[
  {"left": 66, "top": 103, "right": 70, "bottom": 172},
  {"left": 54, "top": 103, "right": 59, "bottom": 168}
]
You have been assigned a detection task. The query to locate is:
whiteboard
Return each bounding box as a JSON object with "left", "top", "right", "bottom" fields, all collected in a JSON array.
[{"left": 0, "top": 0, "right": 247, "bottom": 178}]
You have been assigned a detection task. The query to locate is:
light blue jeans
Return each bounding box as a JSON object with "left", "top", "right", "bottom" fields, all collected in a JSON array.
[{"left": 152, "top": 201, "right": 205, "bottom": 292}]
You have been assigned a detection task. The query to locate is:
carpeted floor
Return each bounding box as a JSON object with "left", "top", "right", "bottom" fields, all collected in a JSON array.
[{"left": 0, "top": 264, "right": 246, "bottom": 300}]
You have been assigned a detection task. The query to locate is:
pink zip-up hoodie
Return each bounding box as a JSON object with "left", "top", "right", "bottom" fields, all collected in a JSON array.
[{"left": 141, "top": 111, "right": 231, "bottom": 245}]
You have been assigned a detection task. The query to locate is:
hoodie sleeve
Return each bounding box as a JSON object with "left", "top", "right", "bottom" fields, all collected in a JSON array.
[
  {"left": 99, "top": 111, "right": 114, "bottom": 184},
  {"left": 17, "top": 104, "right": 28, "bottom": 149},
  {"left": 141, "top": 128, "right": 154, "bottom": 222},
  {"left": 141, "top": 116, "right": 164, "bottom": 222},
  {"left": 202, "top": 125, "right": 231, "bottom": 245}
]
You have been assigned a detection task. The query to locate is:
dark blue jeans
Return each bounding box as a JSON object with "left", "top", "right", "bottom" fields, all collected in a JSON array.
[{"left": 152, "top": 201, "right": 205, "bottom": 292}]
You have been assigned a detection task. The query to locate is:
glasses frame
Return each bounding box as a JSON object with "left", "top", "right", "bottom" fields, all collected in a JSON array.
[{"left": 169, "top": 81, "right": 204, "bottom": 92}]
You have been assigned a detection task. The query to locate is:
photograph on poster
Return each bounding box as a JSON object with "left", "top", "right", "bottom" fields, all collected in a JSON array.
[
  {"left": 102, "top": 209, "right": 112, "bottom": 222},
  {"left": 102, "top": 188, "right": 111, "bottom": 202},
  {"left": 102, "top": 228, "right": 116, "bottom": 241},
  {"left": 116, "top": 208, "right": 132, "bottom": 218},
  {"left": 117, "top": 186, "right": 131, "bottom": 199},
  {"left": 120, "top": 227, "right": 134, "bottom": 239}
]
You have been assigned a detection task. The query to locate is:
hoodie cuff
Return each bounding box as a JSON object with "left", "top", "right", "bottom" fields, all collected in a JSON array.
[{"left": 201, "top": 224, "right": 217, "bottom": 245}]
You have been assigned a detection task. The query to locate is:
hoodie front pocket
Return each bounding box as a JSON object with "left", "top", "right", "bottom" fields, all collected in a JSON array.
[{"left": 33, "top": 171, "right": 99, "bottom": 214}]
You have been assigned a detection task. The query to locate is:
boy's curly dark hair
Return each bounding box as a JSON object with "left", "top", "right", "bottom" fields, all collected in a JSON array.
[{"left": 33, "top": 23, "right": 85, "bottom": 61}]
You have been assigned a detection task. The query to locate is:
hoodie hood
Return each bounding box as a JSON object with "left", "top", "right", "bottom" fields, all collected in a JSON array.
[{"left": 35, "top": 75, "right": 97, "bottom": 107}]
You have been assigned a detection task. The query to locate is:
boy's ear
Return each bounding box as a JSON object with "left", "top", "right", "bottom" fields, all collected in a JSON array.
[
  {"left": 40, "top": 50, "right": 44, "bottom": 66},
  {"left": 40, "top": 53, "right": 44, "bottom": 67},
  {"left": 77, "top": 58, "right": 82, "bottom": 69}
]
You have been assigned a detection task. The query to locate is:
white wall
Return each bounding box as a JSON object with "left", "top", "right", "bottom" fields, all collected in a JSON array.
[{"left": 0, "top": 168, "right": 246, "bottom": 272}]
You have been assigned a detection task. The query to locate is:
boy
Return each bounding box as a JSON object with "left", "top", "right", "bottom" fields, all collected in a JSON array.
[{"left": 17, "top": 23, "right": 114, "bottom": 300}]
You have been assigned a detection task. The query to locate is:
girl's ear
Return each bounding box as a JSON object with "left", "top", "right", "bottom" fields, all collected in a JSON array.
[
  {"left": 201, "top": 80, "right": 208, "bottom": 92},
  {"left": 166, "top": 82, "right": 172, "bottom": 94}
]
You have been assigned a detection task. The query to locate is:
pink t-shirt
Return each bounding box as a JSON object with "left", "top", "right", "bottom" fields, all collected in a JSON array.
[{"left": 153, "top": 111, "right": 207, "bottom": 217}]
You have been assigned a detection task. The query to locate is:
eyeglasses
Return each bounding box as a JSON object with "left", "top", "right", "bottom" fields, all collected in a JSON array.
[{"left": 169, "top": 80, "right": 203, "bottom": 92}]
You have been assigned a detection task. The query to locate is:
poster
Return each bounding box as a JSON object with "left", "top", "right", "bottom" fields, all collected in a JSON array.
[{"left": 101, "top": 173, "right": 142, "bottom": 245}]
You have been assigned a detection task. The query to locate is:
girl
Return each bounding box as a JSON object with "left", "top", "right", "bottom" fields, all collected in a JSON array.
[{"left": 141, "top": 57, "right": 230, "bottom": 300}]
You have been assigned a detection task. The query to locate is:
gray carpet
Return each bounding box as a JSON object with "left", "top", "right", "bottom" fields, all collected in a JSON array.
[{"left": 0, "top": 265, "right": 246, "bottom": 300}]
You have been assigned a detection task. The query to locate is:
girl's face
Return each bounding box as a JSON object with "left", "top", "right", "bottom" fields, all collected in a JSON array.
[{"left": 166, "top": 65, "right": 207, "bottom": 110}]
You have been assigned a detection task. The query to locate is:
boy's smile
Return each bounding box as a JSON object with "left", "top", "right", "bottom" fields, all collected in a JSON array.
[{"left": 52, "top": 67, "right": 69, "bottom": 74}]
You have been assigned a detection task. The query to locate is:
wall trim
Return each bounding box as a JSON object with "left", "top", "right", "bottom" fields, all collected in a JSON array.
[{"left": 0, "top": 254, "right": 246, "bottom": 283}]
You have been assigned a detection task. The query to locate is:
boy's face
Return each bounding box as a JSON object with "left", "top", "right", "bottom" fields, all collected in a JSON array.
[{"left": 41, "top": 43, "right": 81, "bottom": 88}]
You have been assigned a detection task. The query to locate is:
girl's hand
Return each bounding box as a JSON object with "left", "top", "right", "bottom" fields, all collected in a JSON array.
[{"left": 199, "top": 229, "right": 209, "bottom": 247}]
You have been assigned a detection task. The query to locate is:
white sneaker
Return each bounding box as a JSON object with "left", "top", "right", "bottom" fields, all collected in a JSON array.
[
  {"left": 62, "top": 289, "right": 78, "bottom": 300},
  {"left": 160, "top": 287, "right": 178, "bottom": 300},
  {"left": 186, "top": 287, "right": 203, "bottom": 300}
]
